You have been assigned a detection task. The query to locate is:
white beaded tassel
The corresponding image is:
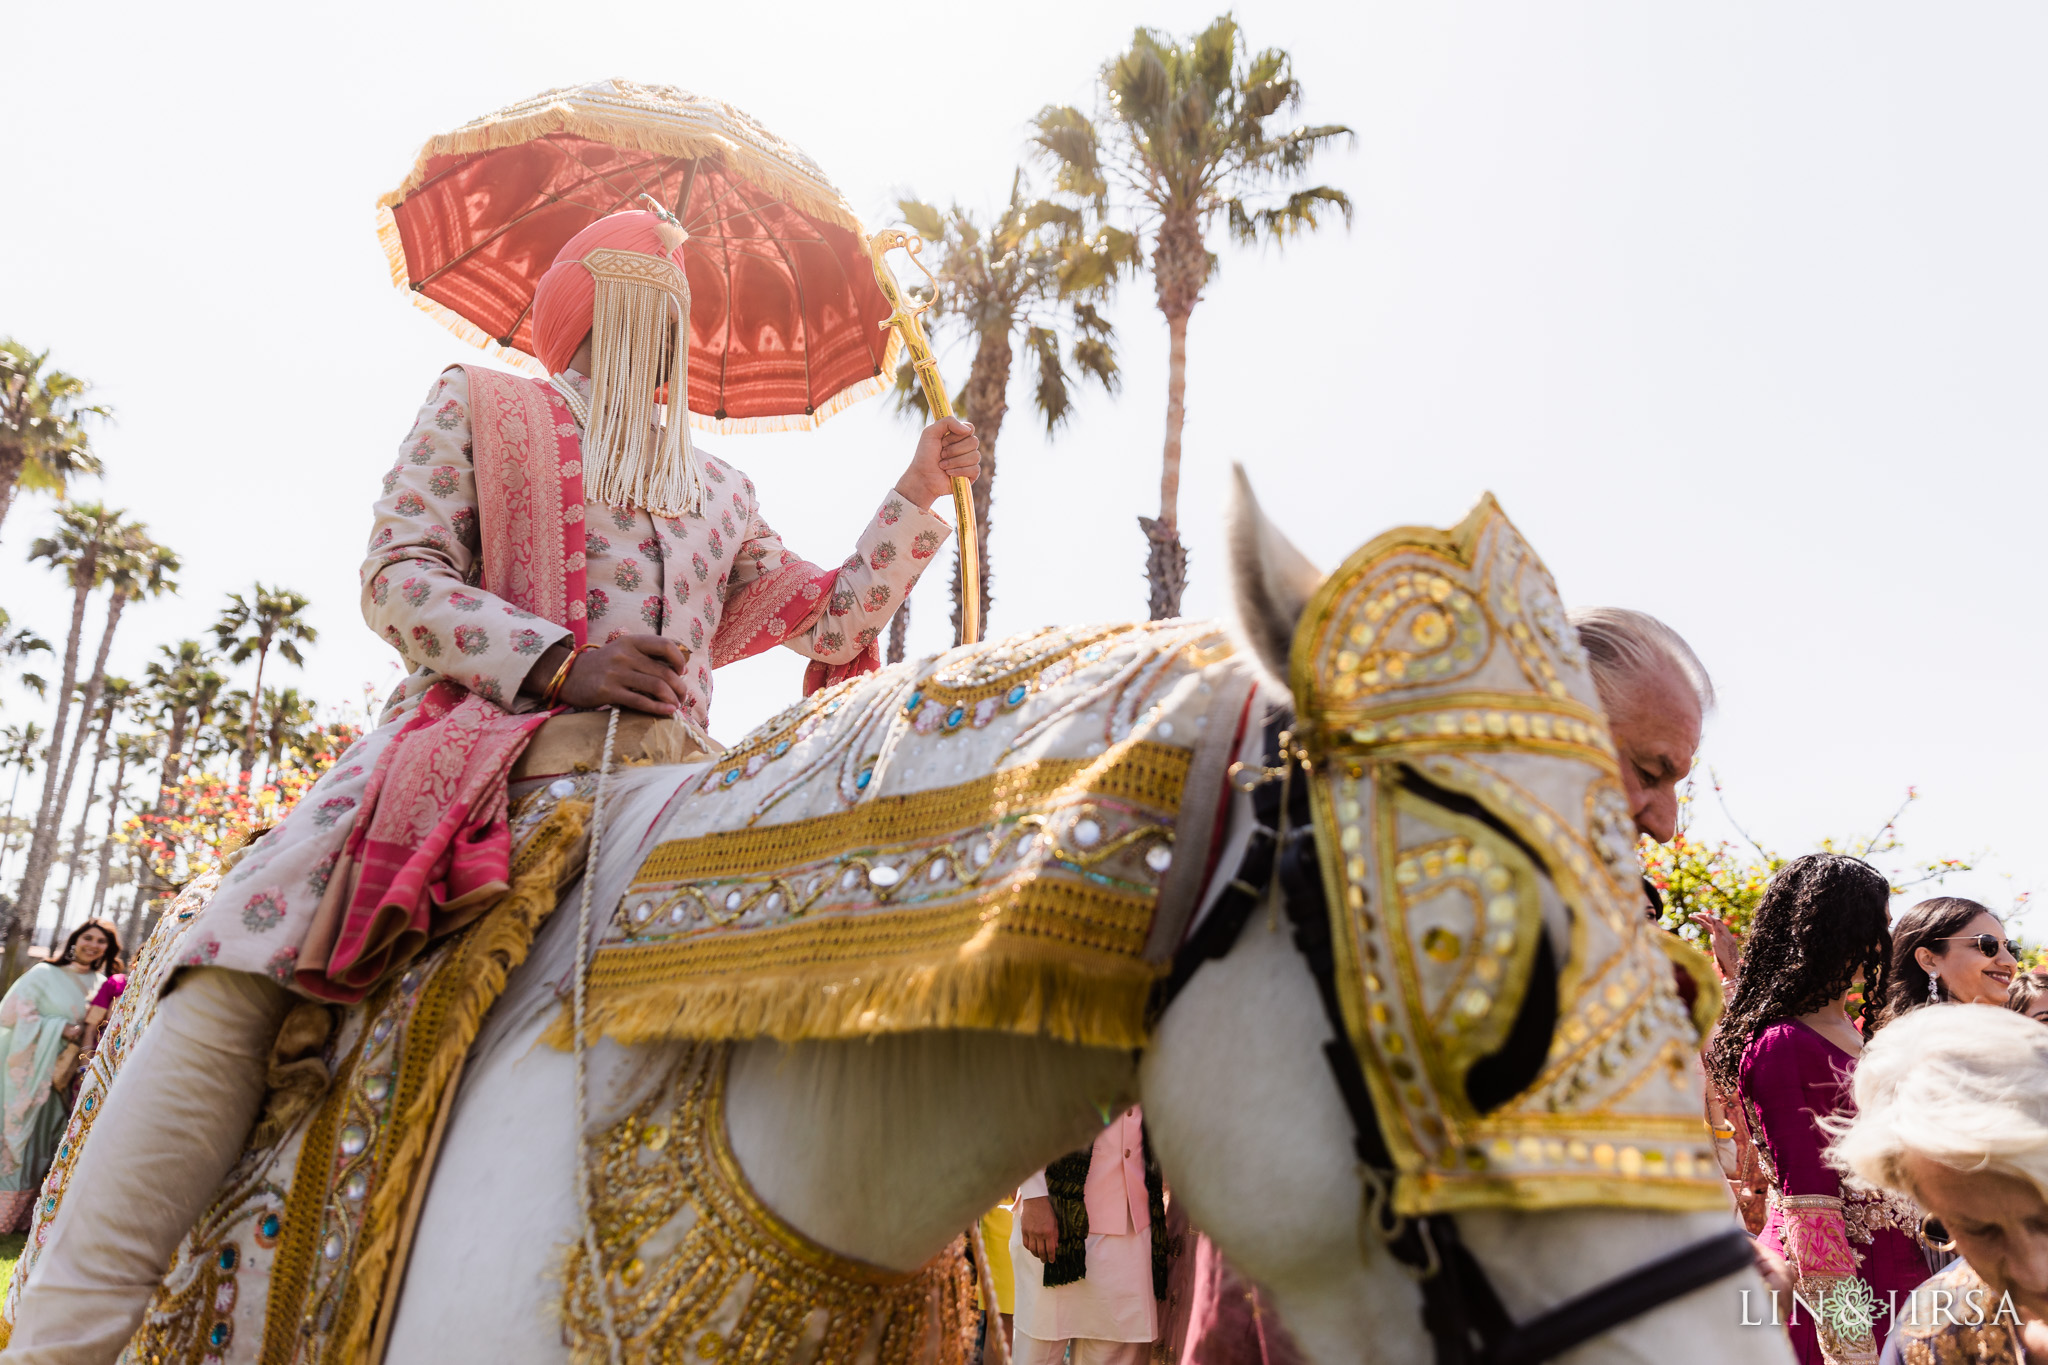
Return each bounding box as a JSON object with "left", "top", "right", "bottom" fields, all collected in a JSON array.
[
  {"left": 582, "top": 275, "right": 703, "bottom": 519},
  {"left": 573, "top": 706, "right": 626, "bottom": 1365}
]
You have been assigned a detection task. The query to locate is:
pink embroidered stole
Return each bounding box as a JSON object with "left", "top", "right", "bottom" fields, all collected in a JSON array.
[
  {"left": 297, "top": 368, "right": 585, "bottom": 1001},
  {"left": 297, "top": 366, "right": 877, "bottom": 1001}
]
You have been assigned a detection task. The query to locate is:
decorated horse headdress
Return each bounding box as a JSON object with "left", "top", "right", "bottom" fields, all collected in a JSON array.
[{"left": 1289, "top": 493, "right": 1727, "bottom": 1216}]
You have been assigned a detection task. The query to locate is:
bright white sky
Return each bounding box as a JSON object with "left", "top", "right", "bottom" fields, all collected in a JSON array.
[{"left": 2, "top": 1, "right": 2043, "bottom": 930}]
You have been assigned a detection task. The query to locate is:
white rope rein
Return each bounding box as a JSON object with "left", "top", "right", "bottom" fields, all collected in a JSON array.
[{"left": 573, "top": 705, "right": 625, "bottom": 1365}]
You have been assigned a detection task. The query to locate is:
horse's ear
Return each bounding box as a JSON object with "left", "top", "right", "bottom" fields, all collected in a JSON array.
[{"left": 1226, "top": 464, "right": 1324, "bottom": 689}]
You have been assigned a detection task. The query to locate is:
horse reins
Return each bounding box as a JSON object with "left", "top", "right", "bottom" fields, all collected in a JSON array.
[{"left": 1153, "top": 711, "right": 1755, "bottom": 1365}]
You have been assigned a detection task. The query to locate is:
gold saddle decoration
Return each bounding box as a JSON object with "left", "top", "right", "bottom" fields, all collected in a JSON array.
[
  {"left": 1291, "top": 493, "right": 1728, "bottom": 1216},
  {"left": 573, "top": 621, "right": 1247, "bottom": 1051},
  {"left": 561, "top": 1043, "right": 975, "bottom": 1365}
]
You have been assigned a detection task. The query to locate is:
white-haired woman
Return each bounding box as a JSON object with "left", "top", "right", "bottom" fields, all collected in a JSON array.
[{"left": 1828, "top": 1003, "right": 2048, "bottom": 1363}]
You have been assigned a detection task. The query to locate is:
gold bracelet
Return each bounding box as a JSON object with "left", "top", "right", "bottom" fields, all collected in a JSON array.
[{"left": 542, "top": 643, "right": 596, "bottom": 707}]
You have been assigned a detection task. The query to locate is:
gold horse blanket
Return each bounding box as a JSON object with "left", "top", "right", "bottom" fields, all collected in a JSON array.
[{"left": 1, "top": 622, "right": 1254, "bottom": 1364}]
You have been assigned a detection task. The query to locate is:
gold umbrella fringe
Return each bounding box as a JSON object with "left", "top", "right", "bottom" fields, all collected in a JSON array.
[{"left": 377, "top": 83, "right": 868, "bottom": 237}]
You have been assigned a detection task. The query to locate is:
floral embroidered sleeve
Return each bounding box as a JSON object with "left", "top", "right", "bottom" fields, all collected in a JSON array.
[
  {"left": 360, "top": 368, "right": 573, "bottom": 714},
  {"left": 723, "top": 480, "right": 951, "bottom": 665}
]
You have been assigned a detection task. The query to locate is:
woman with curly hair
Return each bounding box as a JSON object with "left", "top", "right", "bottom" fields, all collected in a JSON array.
[{"left": 1704, "top": 853, "right": 1928, "bottom": 1365}]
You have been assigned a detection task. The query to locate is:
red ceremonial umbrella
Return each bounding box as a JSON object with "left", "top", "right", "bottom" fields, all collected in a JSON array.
[{"left": 377, "top": 80, "right": 899, "bottom": 432}]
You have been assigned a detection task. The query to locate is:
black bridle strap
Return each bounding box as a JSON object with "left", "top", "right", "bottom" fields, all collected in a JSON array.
[
  {"left": 1157, "top": 712, "right": 1757, "bottom": 1365},
  {"left": 1486, "top": 1228, "right": 1758, "bottom": 1365}
]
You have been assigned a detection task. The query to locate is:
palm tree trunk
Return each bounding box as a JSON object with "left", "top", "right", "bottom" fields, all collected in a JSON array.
[
  {"left": 1139, "top": 308, "right": 1193, "bottom": 620},
  {"left": 886, "top": 600, "right": 911, "bottom": 666},
  {"left": 1142, "top": 208, "right": 1205, "bottom": 622},
  {"left": 51, "top": 703, "right": 114, "bottom": 946},
  {"left": 20, "top": 588, "right": 125, "bottom": 941},
  {"left": 0, "top": 760, "right": 25, "bottom": 883},
  {"left": 12, "top": 548, "right": 99, "bottom": 945},
  {"left": 156, "top": 707, "right": 190, "bottom": 810},
  {"left": 0, "top": 448, "right": 25, "bottom": 544},
  {"left": 240, "top": 641, "right": 271, "bottom": 792},
  {"left": 950, "top": 325, "right": 1014, "bottom": 646},
  {"left": 88, "top": 748, "right": 128, "bottom": 919}
]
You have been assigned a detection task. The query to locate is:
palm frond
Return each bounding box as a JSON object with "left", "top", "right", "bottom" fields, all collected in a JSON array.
[{"left": 1027, "top": 326, "right": 1074, "bottom": 433}]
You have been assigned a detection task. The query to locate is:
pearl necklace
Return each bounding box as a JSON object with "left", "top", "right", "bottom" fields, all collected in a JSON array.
[{"left": 549, "top": 373, "right": 591, "bottom": 430}]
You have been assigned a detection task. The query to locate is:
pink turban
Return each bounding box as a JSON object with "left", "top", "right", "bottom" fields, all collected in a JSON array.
[{"left": 532, "top": 210, "right": 688, "bottom": 375}]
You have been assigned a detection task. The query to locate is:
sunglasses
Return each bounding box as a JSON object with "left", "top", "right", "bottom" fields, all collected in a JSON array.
[{"left": 1936, "top": 933, "right": 2020, "bottom": 960}]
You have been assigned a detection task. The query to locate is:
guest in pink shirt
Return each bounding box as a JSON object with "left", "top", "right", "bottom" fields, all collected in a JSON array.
[{"left": 1012, "top": 1108, "right": 1163, "bottom": 1365}]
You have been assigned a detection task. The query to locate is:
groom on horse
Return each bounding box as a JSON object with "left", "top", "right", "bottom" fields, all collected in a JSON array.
[{"left": 2, "top": 207, "right": 979, "bottom": 1362}]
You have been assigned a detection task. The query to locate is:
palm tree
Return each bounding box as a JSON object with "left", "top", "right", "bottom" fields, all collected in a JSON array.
[
  {"left": 1034, "top": 17, "right": 1353, "bottom": 617},
  {"left": 895, "top": 171, "right": 1139, "bottom": 641},
  {"left": 0, "top": 341, "right": 108, "bottom": 542},
  {"left": 16, "top": 513, "right": 173, "bottom": 940},
  {"left": 90, "top": 731, "right": 153, "bottom": 921},
  {"left": 0, "top": 721, "right": 43, "bottom": 880},
  {"left": 260, "top": 686, "right": 318, "bottom": 781},
  {"left": 144, "top": 640, "right": 226, "bottom": 809},
  {"left": 212, "top": 585, "right": 316, "bottom": 788},
  {"left": 52, "top": 676, "right": 135, "bottom": 943},
  {"left": 13, "top": 502, "right": 123, "bottom": 941},
  {"left": 0, "top": 607, "right": 50, "bottom": 700}
]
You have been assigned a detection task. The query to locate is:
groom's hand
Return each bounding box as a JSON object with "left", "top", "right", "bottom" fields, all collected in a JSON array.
[{"left": 525, "top": 636, "right": 690, "bottom": 716}]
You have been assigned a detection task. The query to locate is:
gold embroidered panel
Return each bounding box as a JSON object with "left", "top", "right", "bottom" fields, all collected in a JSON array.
[
  {"left": 583, "top": 622, "right": 1240, "bottom": 1050},
  {"left": 561, "top": 1042, "right": 975, "bottom": 1365},
  {"left": 1292, "top": 494, "right": 1728, "bottom": 1216},
  {"left": 0, "top": 778, "right": 590, "bottom": 1363}
]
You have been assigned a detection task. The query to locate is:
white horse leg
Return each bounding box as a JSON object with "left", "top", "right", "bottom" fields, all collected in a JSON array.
[
  {"left": 725, "top": 1032, "right": 1138, "bottom": 1273},
  {"left": 1142, "top": 897, "right": 1429, "bottom": 1364}
]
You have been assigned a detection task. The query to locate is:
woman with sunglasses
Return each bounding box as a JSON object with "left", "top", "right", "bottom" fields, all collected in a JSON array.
[{"left": 1878, "top": 897, "right": 2019, "bottom": 1024}]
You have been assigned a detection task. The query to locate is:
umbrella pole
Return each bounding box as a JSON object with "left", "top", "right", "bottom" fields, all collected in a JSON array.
[{"left": 867, "top": 230, "right": 981, "bottom": 647}]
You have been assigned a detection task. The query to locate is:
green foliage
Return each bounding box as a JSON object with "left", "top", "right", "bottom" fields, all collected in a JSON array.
[
  {"left": 1031, "top": 15, "right": 1355, "bottom": 282},
  {"left": 892, "top": 167, "right": 1139, "bottom": 434},
  {"left": 1645, "top": 776, "right": 2013, "bottom": 951},
  {"left": 0, "top": 340, "right": 107, "bottom": 504}
]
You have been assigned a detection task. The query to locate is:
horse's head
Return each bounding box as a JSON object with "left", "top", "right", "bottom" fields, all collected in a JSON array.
[{"left": 1220, "top": 466, "right": 1724, "bottom": 1221}]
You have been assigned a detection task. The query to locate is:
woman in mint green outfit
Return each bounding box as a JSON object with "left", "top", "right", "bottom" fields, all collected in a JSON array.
[{"left": 0, "top": 920, "right": 117, "bottom": 1231}]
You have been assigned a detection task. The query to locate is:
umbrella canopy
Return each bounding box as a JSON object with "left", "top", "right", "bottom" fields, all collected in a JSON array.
[{"left": 377, "top": 80, "right": 898, "bottom": 432}]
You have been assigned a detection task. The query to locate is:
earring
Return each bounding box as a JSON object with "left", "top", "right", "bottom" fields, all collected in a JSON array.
[
  {"left": 1920, "top": 1213, "right": 1956, "bottom": 1251},
  {"left": 1928, "top": 972, "right": 1941, "bottom": 1004}
]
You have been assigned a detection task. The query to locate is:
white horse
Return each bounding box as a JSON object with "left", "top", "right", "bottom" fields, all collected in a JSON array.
[{"left": 384, "top": 482, "right": 1787, "bottom": 1365}]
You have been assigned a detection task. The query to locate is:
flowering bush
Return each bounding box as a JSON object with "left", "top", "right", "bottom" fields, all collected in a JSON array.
[
  {"left": 127, "top": 724, "right": 360, "bottom": 900},
  {"left": 1641, "top": 777, "right": 2027, "bottom": 1017}
]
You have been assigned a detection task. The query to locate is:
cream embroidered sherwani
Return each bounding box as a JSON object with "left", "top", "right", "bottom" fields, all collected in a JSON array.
[
  {"left": 365, "top": 367, "right": 952, "bottom": 729},
  {"left": 170, "top": 366, "right": 948, "bottom": 985}
]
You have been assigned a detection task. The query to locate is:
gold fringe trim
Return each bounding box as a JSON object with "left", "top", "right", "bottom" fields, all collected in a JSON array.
[
  {"left": 331, "top": 797, "right": 590, "bottom": 1365},
  {"left": 377, "top": 85, "right": 866, "bottom": 236},
  {"left": 548, "top": 938, "right": 1161, "bottom": 1052}
]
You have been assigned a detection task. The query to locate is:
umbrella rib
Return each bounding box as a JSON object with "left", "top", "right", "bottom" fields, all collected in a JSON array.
[
  {"left": 500, "top": 296, "right": 535, "bottom": 349},
  {"left": 409, "top": 152, "right": 684, "bottom": 289},
  {"left": 717, "top": 188, "right": 734, "bottom": 411},
  {"left": 674, "top": 159, "right": 699, "bottom": 222},
  {"left": 683, "top": 191, "right": 825, "bottom": 241},
  {"left": 761, "top": 230, "right": 816, "bottom": 412}
]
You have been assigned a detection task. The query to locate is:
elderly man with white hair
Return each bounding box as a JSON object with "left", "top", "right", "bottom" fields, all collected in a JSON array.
[{"left": 1828, "top": 1004, "right": 2048, "bottom": 1363}]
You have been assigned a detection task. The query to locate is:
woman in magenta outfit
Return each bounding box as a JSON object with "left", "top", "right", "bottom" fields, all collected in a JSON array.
[{"left": 1704, "top": 854, "right": 1934, "bottom": 1365}]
